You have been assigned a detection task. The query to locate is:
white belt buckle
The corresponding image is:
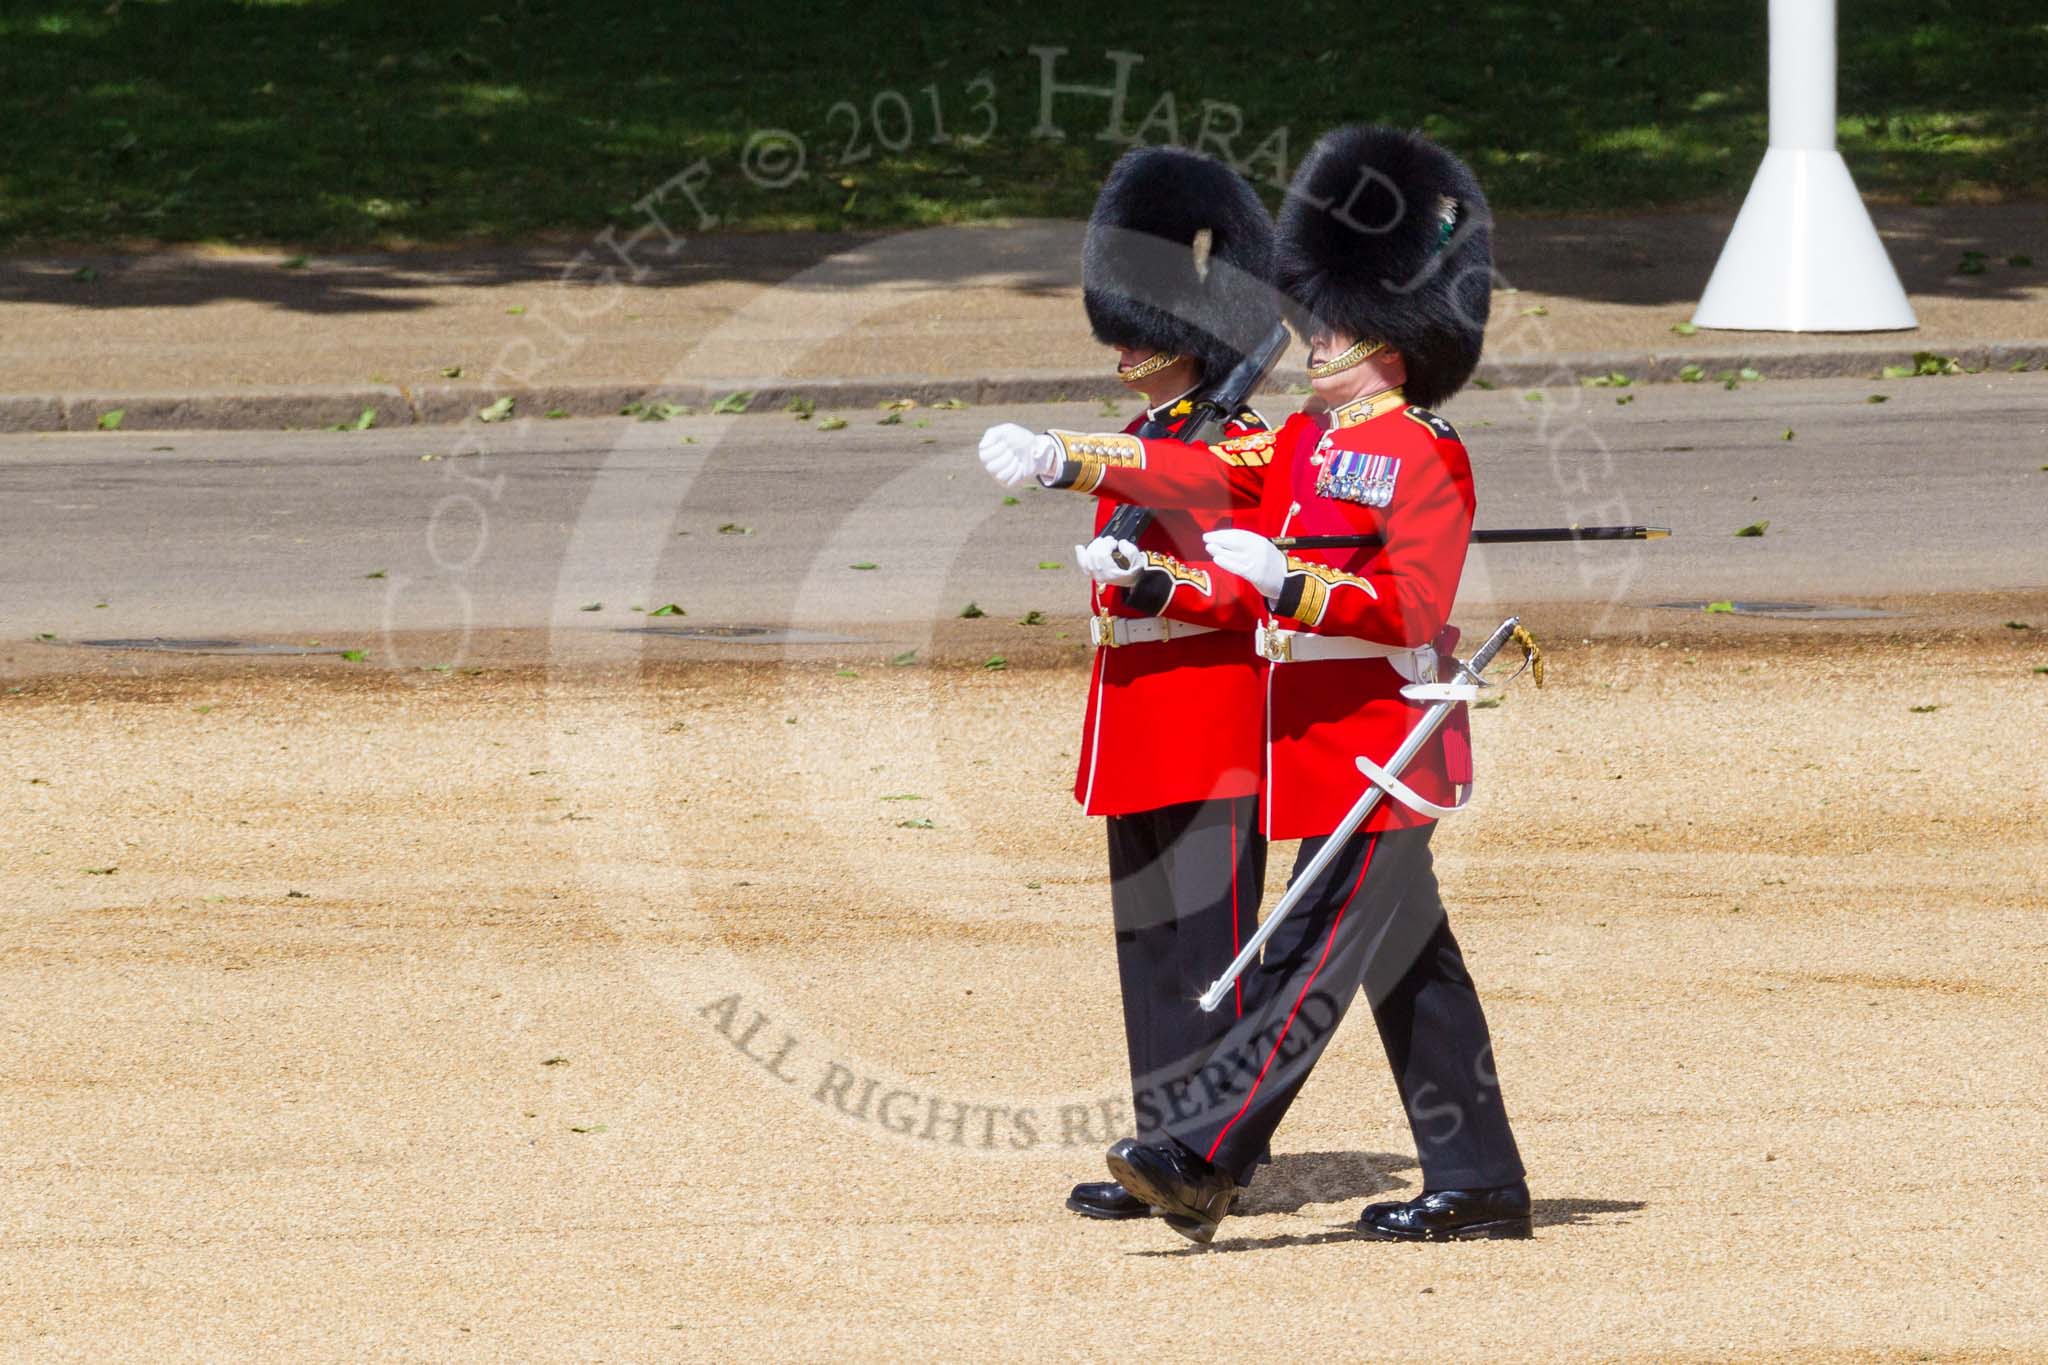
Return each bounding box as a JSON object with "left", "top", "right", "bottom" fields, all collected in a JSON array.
[
  {"left": 1090, "top": 614, "right": 1114, "bottom": 649},
  {"left": 1256, "top": 625, "right": 1294, "bottom": 663}
]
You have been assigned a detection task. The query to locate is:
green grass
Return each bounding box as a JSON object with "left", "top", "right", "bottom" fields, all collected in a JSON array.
[{"left": 1, "top": 0, "right": 2044, "bottom": 248}]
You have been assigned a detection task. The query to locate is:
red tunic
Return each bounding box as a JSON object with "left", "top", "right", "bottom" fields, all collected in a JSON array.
[
  {"left": 1045, "top": 388, "right": 1476, "bottom": 839},
  {"left": 1071, "top": 409, "right": 1269, "bottom": 817}
]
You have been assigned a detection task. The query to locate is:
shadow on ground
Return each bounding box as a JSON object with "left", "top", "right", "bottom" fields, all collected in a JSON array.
[
  {"left": 1490, "top": 203, "right": 2045, "bottom": 307},
  {"left": 3, "top": 205, "right": 2040, "bottom": 316},
  {"left": 1232, "top": 1149, "right": 1417, "bottom": 1216},
  {"left": 1131, "top": 1192, "right": 1649, "bottom": 1257}
]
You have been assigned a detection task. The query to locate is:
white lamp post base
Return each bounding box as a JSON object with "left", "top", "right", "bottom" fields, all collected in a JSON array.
[{"left": 1692, "top": 146, "right": 1917, "bottom": 332}]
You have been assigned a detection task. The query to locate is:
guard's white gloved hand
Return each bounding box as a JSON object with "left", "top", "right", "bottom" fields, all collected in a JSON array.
[
  {"left": 1203, "top": 528, "right": 1287, "bottom": 599},
  {"left": 1074, "top": 536, "right": 1143, "bottom": 588},
  {"left": 977, "top": 424, "right": 1059, "bottom": 489}
]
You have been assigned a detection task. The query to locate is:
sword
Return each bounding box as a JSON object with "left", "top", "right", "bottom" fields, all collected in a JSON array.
[
  {"left": 1275, "top": 525, "right": 1671, "bottom": 550},
  {"left": 1195, "top": 616, "right": 1538, "bottom": 1014}
]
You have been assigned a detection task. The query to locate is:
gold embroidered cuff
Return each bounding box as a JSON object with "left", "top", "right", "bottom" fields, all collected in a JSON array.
[
  {"left": 1277, "top": 555, "right": 1378, "bottom": 626},
  {"left": 1283, "top": 570, "right": 1330, "bottom": 627},
  {"left": 1124, "top": 551, "right": 1212, "bottom": 616},
  {"left": 1212, "top": 428, "right": 1278, "bottom": 467},
  {"left": 1045, "top": 430, "right": 1146, "bottom": 492},
  {"left": 1144, "top": 550, "right": 1211, "bottom": 595}
]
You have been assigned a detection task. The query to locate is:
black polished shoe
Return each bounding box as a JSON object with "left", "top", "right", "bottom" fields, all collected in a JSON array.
[
  {"left": 1065, "top": 1180, "right": 1152, "bottom": 1220},
  {"left": 1104, "top": 1138, "right": 1236, "bottom": 1245},
  {"left": 1358, "top": 1182, "right": 1533, "bottom": 1241}
]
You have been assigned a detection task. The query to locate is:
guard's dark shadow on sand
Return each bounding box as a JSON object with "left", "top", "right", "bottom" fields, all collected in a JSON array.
[
  {"left": 1230, "top": 1149, "right": 1416, "bottom": 1216},
  {"left": 1128, "top": 1193, "right": 1648, "bottom": 1257}
]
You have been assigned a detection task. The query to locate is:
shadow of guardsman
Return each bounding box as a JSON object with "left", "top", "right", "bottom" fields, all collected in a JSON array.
[
  {"left": 1130, "top": 1197, "right": 1649, "bottom": 1257},
  {"left": 1230, "top": 1149, "right": 1417, "bottom": 1216}
]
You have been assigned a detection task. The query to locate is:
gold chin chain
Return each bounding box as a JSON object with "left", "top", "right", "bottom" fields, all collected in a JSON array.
[
  {"left": 1306, "top": 337, "right": 1386, "bottom": 379},
  {"left": 1117, "top": 351, "right": 1180, "bottom": 383}
]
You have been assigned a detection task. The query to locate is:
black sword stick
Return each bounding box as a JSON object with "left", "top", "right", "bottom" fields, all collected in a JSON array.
[{"left": 1273, "top": 525, "right": 1672, "bottom": 550}]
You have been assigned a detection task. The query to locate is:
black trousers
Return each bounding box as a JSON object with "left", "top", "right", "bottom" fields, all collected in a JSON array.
[
  {"left": 1161, "top": 823, "right": 1525, "bottom": 1191},
  {"left": 1106, "top": 796, "right": 1267, "bottom": 1146}
]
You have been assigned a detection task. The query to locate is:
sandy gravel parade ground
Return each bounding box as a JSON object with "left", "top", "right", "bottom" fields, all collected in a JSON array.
[{"left": 3, "top": 606, "right": 2045, "bottom": 1360}]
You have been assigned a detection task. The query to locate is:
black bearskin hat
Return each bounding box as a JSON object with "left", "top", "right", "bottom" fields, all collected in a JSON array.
[
  {"left": 1082, "top": 146, "right": 1277, "bottom": 379},
  {"left": 1275, "top": 126, "right": 1492, "bottom": 407}
]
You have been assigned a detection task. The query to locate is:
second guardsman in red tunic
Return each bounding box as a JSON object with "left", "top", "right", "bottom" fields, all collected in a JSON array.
[
  {"left": 981, "top": 146, "right": 1280, "bottom": 1222},
  {"left": 983, "top": 126, "right": 1530, "bottom": 1245}
]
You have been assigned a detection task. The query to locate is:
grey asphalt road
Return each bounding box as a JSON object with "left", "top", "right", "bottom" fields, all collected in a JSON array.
[{"left": 2, "top": 374, "right": 2044, "bottom": 662}]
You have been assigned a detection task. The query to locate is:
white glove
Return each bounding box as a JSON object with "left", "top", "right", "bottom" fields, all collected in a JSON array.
[
  {"left": 1074, "top": 536, "right": 1142, "bottom": 588},
  {"left": 1203, "top": 528, "right": 1286, "bottom": 599},
  {"left": 977, "top": 424, "right": 1059, "bottom": 489}
]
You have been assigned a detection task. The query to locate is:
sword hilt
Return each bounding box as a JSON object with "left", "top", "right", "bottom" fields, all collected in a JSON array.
[{"left": 1461, "top": 616, "right": 1523, "bottom": 678}]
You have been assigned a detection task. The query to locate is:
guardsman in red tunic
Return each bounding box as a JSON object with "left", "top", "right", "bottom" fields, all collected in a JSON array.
[
  {"left": 979, "top": 147, "right": 1280, "bottom": 1222},
  {"left": 983, "top": 127, "right": 1529, "bottom": 1245}
]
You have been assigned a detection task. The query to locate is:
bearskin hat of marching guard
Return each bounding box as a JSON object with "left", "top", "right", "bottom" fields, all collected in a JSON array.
[
  {"left": 1082, "top": 146, "right": 1277, "bottom": 379},
  {"left": 1276, "top": 125, "right": 1492, "bottom": 407}
]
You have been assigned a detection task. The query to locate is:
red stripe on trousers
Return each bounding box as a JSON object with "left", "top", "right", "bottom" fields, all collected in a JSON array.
[{"left": 1206, "top": 833, "right": 1378, "bottom": 1163}]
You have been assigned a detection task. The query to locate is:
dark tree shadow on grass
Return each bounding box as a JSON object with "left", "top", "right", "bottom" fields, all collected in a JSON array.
[
  {"left": 5, "top": 199, "right": 2040, "bottom": 324},
  {"left": 0, "top": 225, "right": 1083, "bottom": 314},
  {"left": 1, "top": 0, "right": 2042, "bottom": 311}
]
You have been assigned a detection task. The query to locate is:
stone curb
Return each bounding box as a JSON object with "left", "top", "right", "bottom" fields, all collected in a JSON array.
[
  {"left": 3, "top": 341, "right": 2041, "bottom": 433},
  {"left": 0, "top": 387, "right": 416, "bottom": 434}
]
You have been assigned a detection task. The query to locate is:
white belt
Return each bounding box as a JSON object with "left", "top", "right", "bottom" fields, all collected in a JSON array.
[
  {"left": 1090, "top": 615, "right": 1219, "bottom": 649},
  {"left": 1254, "top": 625, "right": 1435, "bottom": 682}
]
